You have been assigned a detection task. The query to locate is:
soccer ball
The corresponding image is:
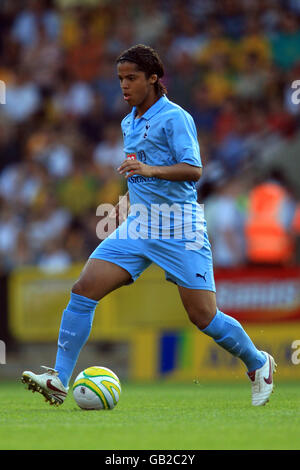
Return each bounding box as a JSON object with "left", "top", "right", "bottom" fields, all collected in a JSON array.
[{"left": 73, "top": 366, "right": 121, "bottom": 410}]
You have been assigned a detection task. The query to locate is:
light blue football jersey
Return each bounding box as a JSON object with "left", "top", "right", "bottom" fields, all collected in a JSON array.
[
  {"left": 121, "top": 95, "right": 201, "bottom": 205},
  {"left": 121, "top": 95, "right": 203, "bottom": 238}
]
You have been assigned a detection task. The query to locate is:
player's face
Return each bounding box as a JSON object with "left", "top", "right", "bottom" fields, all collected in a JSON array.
[{"left": 117, "top": 61, "right": 157, "bottom": 108}]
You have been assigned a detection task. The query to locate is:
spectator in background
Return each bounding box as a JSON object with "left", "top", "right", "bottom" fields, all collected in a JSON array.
[
  {"left": 0, "top": 200, "right": 22, "bottom": 270},
  {"left": 0, "top": 160, "right": 47, "bottom": 208},
  {"left": 2, "top": 67, "right": 41, "bottom": 122},
  {"left": 195, "top": 19, "right": 234, "bottom": 67},
  {"left": 135, "top": 1, "right": 169, "bottom": 46},
  {"left": 37, "top": 238, "right": 71, "bottom": 273},
  {"left": 260, "top": 1, "right": 281, "bottom": 34},
  {"left": 267, "top": 96, "right": 297, "bottom": 138},
  {"left": 21, "top": 23, "right": 62, "bottom": 92},
  {"left": 66, "top": 24, "right": 103, "bottom": 82},
  {"left": 10, "top": 232, "right": 35, "bottom": 269},
  {"left": 80, "top": 210, "right": 103, "bottom": 252},
  {"left": 64, "top": 224, "right": 90, "bottom": 263},
  {"left": 51, "top": 69, "right": 94, "bottom": 117},
  {"left": 93, "top": 59, "right": 126, "bottom": 115},
  {"left": 92, "top": 121, "right": 125, "bottom": 206},
  {"left": 106, "top": 19, "right": 135, "bottom": 57},
  {"left": 56, "top": 163, "right": 98, "bottom": 217},
  {"left": 78, "top": 94, "right": 105, "bottom": 144},
  {"left": 0, "top": 120, "right": 21, "bottom": 172},
  {"left": 217, "top": 0, "right": 246, "bottom": 40},
  {"left": 242, "top": 103, "right": 286, "bottom": 167},
  {"left": 31, "top": 126, "right": 74, "bottom": 178},
  {"left": 93, "top": 122, "right": 124, "bottom": 176},
  {"left": 168, "top": 17, "right": 206, "bottom": 61},
  {"left": 205, "top": 175, "right": 247, "bottom": 267},
  {"left": 203, "top": 51, "right": 233, "bottom": 107},
  {"left": 234, "top": 52, "right": 270, "bottom": 101},
  {"left": 168, "top": 52, "right": 200, "bottom": 109},
  {"left": 245, "top": 168, "right": 297, "bottom": 265},
  {"left": 11, "top": 0, "right": 60, "bottom": 48},
  {"left": 213, "top": 96, "right": 239, "bottom": 144},
  {"left": 233, "top": 16, "right": 271, "bottom": 71},
  {"left": 59, "top": 4, "right": 87, "bottom": 50},
  {"left": 288, "top": 0, "right": 300, "bottom": 15},
  {"left": 0, "top": 0, "right": 299, "bottom": 275},
  {"left": 189, "top": 84, "right": 219, "bottom": 133},
  {"left": 292, "top": 201, "right": 300, "bottom": 263},
  {"left": 26, "top": 192, "right": 71, "bottom": 254},
  {"left": 0, "top": 35, "right": 21, "bottom": 74},
  {"left": 215, "top": 110, "right": 251, "bottom": 173},
  {"left": 270, "top": 12, "right": 300, "bottom": 70}
]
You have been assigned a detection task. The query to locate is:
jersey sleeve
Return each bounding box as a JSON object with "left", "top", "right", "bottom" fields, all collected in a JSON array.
[{"left": 164, "top": 110, "right": 202, "bottom": 167}]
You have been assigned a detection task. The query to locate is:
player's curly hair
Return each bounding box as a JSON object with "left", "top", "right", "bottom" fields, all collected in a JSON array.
[{"left": 116, "top": 44, "right": 168, "bottom": 96}]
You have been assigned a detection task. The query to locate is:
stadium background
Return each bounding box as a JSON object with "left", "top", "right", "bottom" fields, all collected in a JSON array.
[{"left": 0, "top": 0, "right": 300, "bottom": 384}]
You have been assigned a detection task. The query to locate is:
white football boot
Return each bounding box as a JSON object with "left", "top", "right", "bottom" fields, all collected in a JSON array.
[
  {"left": 22, "top": 366, "right": 68, "bottom": 406},
  {"left": 247, "top": 352, "right": 277, "bottom": 406}
]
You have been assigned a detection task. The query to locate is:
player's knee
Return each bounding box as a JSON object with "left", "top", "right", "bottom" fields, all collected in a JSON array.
[
  {"left": 187, "top": 305, "right": 215, "bottom": 330},
  {"left": 71, "top": 279, "right": 93, "bottom": 299}
]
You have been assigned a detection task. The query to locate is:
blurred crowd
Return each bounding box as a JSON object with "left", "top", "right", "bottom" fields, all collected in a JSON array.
[{"left": 0, "top": 0, "right": 300, "bottom": 274}]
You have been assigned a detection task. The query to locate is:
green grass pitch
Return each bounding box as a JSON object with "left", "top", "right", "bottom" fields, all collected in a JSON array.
[{"left": 0, "top": 381, "right": 299, "bottom": 450}]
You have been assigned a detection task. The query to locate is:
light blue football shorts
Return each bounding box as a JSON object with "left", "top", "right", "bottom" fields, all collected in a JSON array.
[{"left": 90, "top": 217, "right": 216, "bottom": 291}]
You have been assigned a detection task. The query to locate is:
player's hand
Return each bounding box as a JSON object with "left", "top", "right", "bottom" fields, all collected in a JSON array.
[{"left": 117, "top": 160, "right": 154, "bottom": 179}]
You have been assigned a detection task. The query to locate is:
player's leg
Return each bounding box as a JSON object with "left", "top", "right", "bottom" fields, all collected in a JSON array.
[
  {"left": 22, "top": 220, "right": 152, "bottom": 405},
  {"left": 178, "top": 286, "right": 276, "bottom": 405},
  {"left": 178, "top": 287, "right": 266, "bottom": 368},
  {"left": 54, "top": 259, "right": 132, "bottom": 386},
  {"left": 71, "top": 258, "right": 133, "bottom": 300},
  {"left": 150, "top": 228, "right": 276, "bottom": 406},
  {"left": 22, "top": 259, "right": 132, "bottom": 405}
]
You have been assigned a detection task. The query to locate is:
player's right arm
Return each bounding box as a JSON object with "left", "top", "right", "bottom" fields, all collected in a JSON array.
[
  {"left": 99, "top": 191, "right": 130, "bottom": 240},
  {"left": 113, "top": 190, "right": 130, "bottom": 224}
]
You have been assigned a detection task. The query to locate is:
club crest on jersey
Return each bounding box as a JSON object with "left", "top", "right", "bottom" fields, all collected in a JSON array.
[
  {"left": 144, "top": 121, "right": 150, "bottom": 139},
  {"left": 138, "top": 150, "right": 146, "bottom": 163},
  {"left": 126, "top": 153, "right": 136, "bottom": 160}
]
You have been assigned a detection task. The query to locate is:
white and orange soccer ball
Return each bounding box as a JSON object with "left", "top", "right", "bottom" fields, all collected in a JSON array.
[{"left": 73, "top": 366, "right": 121, "bottom": 410}]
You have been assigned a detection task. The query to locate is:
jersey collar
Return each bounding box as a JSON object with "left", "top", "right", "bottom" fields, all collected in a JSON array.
[{"left": 131, "top": 95, "right": 169, "bottom": 121}]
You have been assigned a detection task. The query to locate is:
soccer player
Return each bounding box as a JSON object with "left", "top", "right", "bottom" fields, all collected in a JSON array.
[{"left": 22, "top": 45, "right": 276, "bottom": 407}]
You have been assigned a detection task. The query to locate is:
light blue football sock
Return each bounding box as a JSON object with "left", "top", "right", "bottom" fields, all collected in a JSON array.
[
  {"left": 201, "top": 309, "right": 266, "bottom": 372},
  {"left": 54, "top": 292, "right": 98, "bottom": 387}
]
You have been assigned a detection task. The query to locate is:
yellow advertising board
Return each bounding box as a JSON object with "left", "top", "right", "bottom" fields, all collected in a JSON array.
[
  {"left": 8, "top": 264, "right": 300, "bottom": 381},
  {"left": 8, "top": 264, "right": 190, "bottom": 341},
  {"left": 129, "top": 324, "right": 300, "bottom": 382}
]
